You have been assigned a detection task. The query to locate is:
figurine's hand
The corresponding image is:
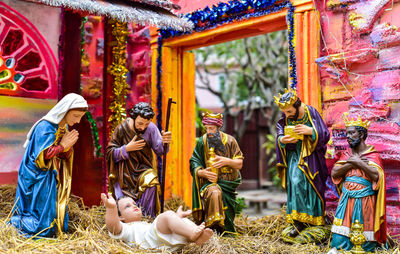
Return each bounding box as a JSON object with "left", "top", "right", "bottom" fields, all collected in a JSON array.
[
  {"left": 361, "top": 157, "right": 370, "bottom": 165},
  {"left": 280, "top": 135, "right": 298, "bottom": 144},
  {"left": 198, "top": 168, "right": 218, "bottom": 183},
  {"left": 101, "top": 193, "right": 117, "bottom": 209},
  {"left": 294, "top": 124, "right": 313, "bottom": 135},
  {"left": 212, "top": 155, "right": 229, "bottom": 169},
  {"left": 347, "top": 154, "right": 363, "bottom": 166},
  {"left": 126, "top": 135, "right": 146, "bottom": 152},
  {"left": 176, "top": 205, "right": 192, "bottom": 218},
  {"left": 161, "top": 131, "right": 172, "bottom": 145},
  {"left": 59, "top": 129, "right": 79, "bottom": 151}
]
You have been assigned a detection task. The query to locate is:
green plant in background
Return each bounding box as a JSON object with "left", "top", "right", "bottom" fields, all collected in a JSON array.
[
  {"left": 262, "top": 134, "right": 282, "bottom": 188},
  {"left": 235, "top": 197, "right": 247, "bottom": 215},
  {"left": 194, "top": 31, "right": 288, "bottom": 142},
  {"left": 195, "top": 103, "right": 211, "bottom": 135}
]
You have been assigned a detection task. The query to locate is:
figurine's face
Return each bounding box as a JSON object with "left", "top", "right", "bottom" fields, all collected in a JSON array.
[
  {"left": 134, "top": 116, "right": 151, "bottom": 134},
  {"left": 346, "top": 126, "right": 362, "bottom": 148},
  {"left": 64, "top": 110, "right": 86, "bottom": 126},
  {"left": 118, "top": 197, "right": 142, "bottom": 222},
  {"left": 281, "top": 105, "right": 298, "bottom": 120},
  {"left": 204, "top": 124, "right": 219, "bottom": 137}
]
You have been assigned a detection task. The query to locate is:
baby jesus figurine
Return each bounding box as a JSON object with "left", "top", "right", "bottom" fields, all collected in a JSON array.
[{"left": 101, "top": 193, "right": 213, "bottom": 251}]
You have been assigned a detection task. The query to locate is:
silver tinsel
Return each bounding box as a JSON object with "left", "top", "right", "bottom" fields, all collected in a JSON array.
[
  {"left": 122, "top": 0, "right": 181, "bottom": 11},
  {"left": 28, "top": 0, "right": 193, "bottom": 31}
]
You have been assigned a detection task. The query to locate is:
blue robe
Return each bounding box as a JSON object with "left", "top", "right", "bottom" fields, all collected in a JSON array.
[{"left": 10, "top": 120, "right": 72, "bottom": 237}]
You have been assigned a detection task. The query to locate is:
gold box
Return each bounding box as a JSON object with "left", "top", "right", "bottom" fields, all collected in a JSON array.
[{"left": 284, "top": 126, "right": 304, "bottom": 140}]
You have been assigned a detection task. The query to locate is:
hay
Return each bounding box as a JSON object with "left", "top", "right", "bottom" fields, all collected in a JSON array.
[{"left": 0, "top": 185, "right": 398, "bottom": 253}]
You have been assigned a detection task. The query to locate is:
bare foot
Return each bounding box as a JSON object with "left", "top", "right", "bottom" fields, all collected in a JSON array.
[
  {"left": 195, "top": 228, "right": 213, "bottom": 245},
  {"left": 189, "top": 222, "right": 205, "bottom": 242}
]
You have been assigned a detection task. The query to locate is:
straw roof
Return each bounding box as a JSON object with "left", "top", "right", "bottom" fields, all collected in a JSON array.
[
  {"left": 25, "top": 0, "right": 193, "bottom": 31},
  {"left": 0, "top": 185, "right": 398, "bottom": 253}
]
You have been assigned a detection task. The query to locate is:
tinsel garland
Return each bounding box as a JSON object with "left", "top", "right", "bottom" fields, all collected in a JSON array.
[
  {"left": 160, "top": 0, "right": 289, "bottom": 39},
  {"left": 80, "top": 16, "right": 88, "bottom": 95},
  {"left": 80, "top": 16, "right": 103, "bottom": 157},
  {"left": 86, "top": 111, "right": 103, "bottom": 157},
  {"left": 31, "top": 0, "right": 193, "bottom": 31},
  {"left": 107, "top": 19, "right": 129, "bottom": 133},
  {"left": 156, "top": 36, "right": 163, "bottom": 180},
  {"left": 155, "top": 0, "right": 298, "bottom": 130},
  {"left": 286, "top": 3, "right": 297, "bottom": 89}
]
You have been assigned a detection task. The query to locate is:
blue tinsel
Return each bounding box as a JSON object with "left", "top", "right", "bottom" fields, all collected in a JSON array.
[
  {"left": 157, "top": 0, "right": 297, "bottom": 92},
  {"left": 155, "top": 0, "right": 298, "bottom": 174},
  {"left": 156, "top": 35, "right": 163, "bottom": 181},
  {"left": 160, "top": 0, "right": 290, "bottom": 38},
  {"left": 286, "top": 2, "right": 297, "bottom": 89}
]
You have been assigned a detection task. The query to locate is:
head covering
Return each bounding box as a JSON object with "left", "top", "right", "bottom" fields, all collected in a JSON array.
[
  {"left": 202, "top": 112, "right": 223, "bottom": 127},
  {"left": 23, "top": 93, "right": 88, "bottom": 148},
  {"left": 342, "top": 112, "right": 370, "bottom": 130},
  {"left": 274, "top": 88, "right": 298, "bottom": 109}
]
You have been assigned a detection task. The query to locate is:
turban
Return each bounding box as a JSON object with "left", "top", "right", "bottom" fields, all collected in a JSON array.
[{"left": 202, "top": 112, "right": 223, "bottom": 127}]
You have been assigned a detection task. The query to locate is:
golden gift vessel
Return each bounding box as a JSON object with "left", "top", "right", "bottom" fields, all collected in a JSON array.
[
  {"left": 207, "top": 147, "right": 219, "bottom": 182},
  {"left": 284, "top": 126, "right": 304, "bottom": 140}
]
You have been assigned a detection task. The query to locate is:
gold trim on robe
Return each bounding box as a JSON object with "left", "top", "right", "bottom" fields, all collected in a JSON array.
[
  {"left": 35, "top": 125, "right": 74, "bottom": 235},
  {"left": 137, "top": 168, "right": 161, "bottom": 215}
]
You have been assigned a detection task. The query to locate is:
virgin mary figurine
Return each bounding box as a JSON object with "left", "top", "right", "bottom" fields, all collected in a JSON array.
[{"left": 10, "top": 93, "right": 88, "bottom": 237}]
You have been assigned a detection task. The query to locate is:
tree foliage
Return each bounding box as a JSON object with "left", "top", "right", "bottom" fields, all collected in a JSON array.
[{"left": 194, "top": 31, "right": 288, "bottom": 142}]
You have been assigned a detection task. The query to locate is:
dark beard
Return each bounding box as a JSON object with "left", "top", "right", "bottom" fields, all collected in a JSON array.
[
  {"left": 207, "top": 130, "right": 225, "bottom": 153},
  {"left": 287, "top": 107, "right": 300, "bottom": 120},
  {"left": 133, "top": 121, "right": 146, "bottom": 135},
  {"left": 348, "top": 137, "right": 362, "bottom": 148}
]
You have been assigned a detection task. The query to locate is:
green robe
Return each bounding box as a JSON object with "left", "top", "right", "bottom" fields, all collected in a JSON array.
[{"left": 190, "top": 132, "right": 243, "bottom": 233}]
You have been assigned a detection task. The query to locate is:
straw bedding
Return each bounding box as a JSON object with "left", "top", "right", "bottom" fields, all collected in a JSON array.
[{"left": 0, "top": 185, "right": 397, "bottom": 253}]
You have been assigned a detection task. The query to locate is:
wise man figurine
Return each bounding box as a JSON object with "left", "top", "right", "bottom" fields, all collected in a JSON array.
[
  {"left": 328, "top": 113, "right": 387, "bottom": 253},
  {"left": 275, "top": 88, "right": 330, "bottom": 243},
  {"left": 189, "top": 112, "right": 244, "bottom": 234}
]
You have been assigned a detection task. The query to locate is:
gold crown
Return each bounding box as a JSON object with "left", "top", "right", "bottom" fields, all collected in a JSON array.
[
  {"left": 343, "top": 112, "right": 370, "bottom": 129},
  {"left": 202, "top": 112, "right": 223, "bottom": 119},
  {"left": 274, "top": 88, "right": 298, "bottom": 109}
]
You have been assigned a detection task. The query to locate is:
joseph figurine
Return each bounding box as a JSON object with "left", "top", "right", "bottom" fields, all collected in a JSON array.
[
  {"left": 190, "top": 112, "right": 243, "bottom": 234},
  {"left": 106, "top": 102, "right": 171, "bottom": 218}
]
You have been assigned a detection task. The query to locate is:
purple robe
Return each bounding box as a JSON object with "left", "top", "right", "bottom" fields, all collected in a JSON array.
[{"left": 276, "top": 105, "right": 330, "bottom": 222}]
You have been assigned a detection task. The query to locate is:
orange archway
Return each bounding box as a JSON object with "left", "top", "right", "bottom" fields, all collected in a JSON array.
[{"left": 150, "top": 0, "right": 321, "bottom": 206}]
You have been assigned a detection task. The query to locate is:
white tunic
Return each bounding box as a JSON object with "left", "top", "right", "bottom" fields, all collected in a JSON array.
[{"left": 109, "top": 218, "right": 188, "bottom": 251}]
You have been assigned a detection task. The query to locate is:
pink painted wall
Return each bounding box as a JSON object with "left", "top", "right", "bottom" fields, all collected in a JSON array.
[
  {"left": 316, "top": 0, "right": 400, "bottom": 237},
  {"left": 172, "top": 0, "right": 229, "bottom": 13},
  {"left": 2, "top": 0, "right": 60, "bottom": 61}
]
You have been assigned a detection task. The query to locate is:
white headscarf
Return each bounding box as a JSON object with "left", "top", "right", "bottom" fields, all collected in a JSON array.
[{"left": 23, "top": 93, "right": 88, "bottom": 148}]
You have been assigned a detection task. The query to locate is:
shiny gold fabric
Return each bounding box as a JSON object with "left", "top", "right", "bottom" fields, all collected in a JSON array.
[
  {"left": 195, "top": 132, "right": 243, "bottom": 228},
  {"left": 201, "top": 184, "right": 225, "bottom": 228},
  {"left": 137, "top": 168, "right": 161, "bottom": 214},
  {"left": 286, "top": 209, "right": 325, "bottom": 225},
  {"left": 35, "top": 126, "right": 74, "bottom": 235}
]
